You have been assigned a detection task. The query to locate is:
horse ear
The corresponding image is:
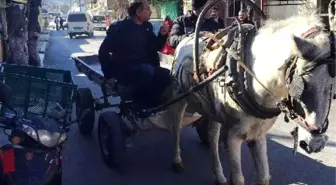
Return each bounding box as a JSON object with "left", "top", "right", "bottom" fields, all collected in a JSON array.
[{"left": 291, "top": 35, "right": 321, "bottom": 62}]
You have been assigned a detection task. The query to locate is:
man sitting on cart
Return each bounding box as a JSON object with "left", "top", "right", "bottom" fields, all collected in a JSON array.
[{"left": 98, "top": 0, "right": 171, "bottom": 109}]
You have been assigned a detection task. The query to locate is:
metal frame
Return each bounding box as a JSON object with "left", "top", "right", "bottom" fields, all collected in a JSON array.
[{"left": 263, "top": 0, "right": 306, "bottom": 6}]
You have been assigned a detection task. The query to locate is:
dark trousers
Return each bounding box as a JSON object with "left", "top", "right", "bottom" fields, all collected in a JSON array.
[
  {"left": 60, "top": 23, "right": 64, "bottom": 30},
  {"left": 115, "top": 64, "right": 171, "bottom": 107}
]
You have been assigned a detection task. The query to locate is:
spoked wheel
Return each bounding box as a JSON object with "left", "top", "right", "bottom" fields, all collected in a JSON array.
[
  {"left": 76, "top": 88, "right": 95, "bottom": 135},
  {"left": 195, "top": 117, "right": 225, "bottom": 147},
  {"left": 98, "top": 111, "right": 126, "bottom": 168}
]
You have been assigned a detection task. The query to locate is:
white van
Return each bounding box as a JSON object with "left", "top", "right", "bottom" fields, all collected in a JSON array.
[
  {"left": 92, "top": 15, "right": 106, "bottom": 30},
  {"left": 67, "top": 12, "right": 94, "bottom": 39}
]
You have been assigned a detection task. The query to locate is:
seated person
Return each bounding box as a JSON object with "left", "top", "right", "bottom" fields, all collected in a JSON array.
[
  {"left": 169, "top": 0, "right": 220, "bottom": 49},
  {"left": 98, "top": 0, "right": 171, "bottom": 109}
]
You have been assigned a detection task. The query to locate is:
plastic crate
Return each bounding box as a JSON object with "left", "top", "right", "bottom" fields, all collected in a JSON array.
[{"left": 0, "top": 64, "right": 77, "bottom": 124}]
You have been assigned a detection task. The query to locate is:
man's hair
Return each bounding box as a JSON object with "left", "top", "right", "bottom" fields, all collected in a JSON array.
[{"left": 127, "top": 0, "right": 144, "bottom": 17}]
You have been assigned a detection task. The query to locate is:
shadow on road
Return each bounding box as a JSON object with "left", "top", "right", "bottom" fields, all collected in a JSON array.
[
  {"left": 63, "top": 126, "right": 335, "bottom": 185},
  {"left": 268, "top": 133, "right": 336, "bottom": 148}
]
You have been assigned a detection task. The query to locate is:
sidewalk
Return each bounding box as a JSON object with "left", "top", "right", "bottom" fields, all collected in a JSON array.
[{"left": 37, "top": 29, "right": 51, "bottom": 66}]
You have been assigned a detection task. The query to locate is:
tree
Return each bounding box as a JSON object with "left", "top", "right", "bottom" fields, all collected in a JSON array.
[{"left": 107, "top": 0, "right": 129, "bottom": 18}]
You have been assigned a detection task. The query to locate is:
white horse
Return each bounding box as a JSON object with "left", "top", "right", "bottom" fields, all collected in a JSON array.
[{"left": 158, "top": 12, "right": 335, "bottom": 185}]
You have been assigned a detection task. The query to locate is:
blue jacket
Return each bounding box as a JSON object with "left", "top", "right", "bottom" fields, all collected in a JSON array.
[{"left": 98, "top": 17, "right": 167, "bottom": 79}]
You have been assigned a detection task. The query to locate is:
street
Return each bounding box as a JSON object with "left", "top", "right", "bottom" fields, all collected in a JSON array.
[{"left": 43, "top": 30, "right": 335, "bottom": 185}]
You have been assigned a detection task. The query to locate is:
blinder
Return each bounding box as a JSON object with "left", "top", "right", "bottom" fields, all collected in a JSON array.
[{"left": 288, "top": 73, "right": 305, "bottom": 99}]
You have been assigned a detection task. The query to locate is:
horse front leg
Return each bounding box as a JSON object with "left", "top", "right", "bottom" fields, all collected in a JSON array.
[
  {"left": 170, "top": 101, "right": 188, "bottom": 173},
  {"left": 227, "top": 131, "right": 244, "bottom": 185},
  {"left": 208, "top": 121, "right": 227, "bottom": 185},
  {"left": 247, "top": 136, "right": 271, "bottom": 185}
]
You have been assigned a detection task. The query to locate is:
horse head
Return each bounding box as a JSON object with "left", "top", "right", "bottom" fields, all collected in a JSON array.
[{"left": 234, "top": 9, "right": 332, "bottom": 156}]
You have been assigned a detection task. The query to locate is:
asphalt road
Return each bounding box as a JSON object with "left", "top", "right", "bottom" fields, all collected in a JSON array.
[{"left": 40, "top": 30, "right": 336, "bottom": 185}]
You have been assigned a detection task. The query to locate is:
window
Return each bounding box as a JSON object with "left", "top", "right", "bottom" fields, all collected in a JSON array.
[
  {"left": 93, "top": 16, "right": 105, "bottom": 23},
  {"left": 68, "top": 14, "right": 87, "bottom": 22}
]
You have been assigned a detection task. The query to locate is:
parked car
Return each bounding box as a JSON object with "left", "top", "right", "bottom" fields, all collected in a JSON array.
[
  {"left": 92, "top": 15, "right": 106, "bottom": 30},
  {"left": 67, "top": 12, "right": 94, "bottom": 39}
]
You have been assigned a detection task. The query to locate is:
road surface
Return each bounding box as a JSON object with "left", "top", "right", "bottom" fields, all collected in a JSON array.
[{"left": 37, "top": 30, "right": 336, "bottom": 185}]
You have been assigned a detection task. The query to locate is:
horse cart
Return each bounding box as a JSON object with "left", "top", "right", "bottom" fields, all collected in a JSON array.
[{"left": 71, "top": 52, "right": 229, "bottom": 167}]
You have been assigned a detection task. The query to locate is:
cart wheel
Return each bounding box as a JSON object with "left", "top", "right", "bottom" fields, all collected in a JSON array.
[
  {"left": 69, "top": 34, "right": 73, "bottom": 39},
  {"left": 76, "top": 88, "right": 95, "bottom": 135},
  {"left": 98, "top": 111, "right": 126, "bottom": 168},
  {"left": 195, "top": 117, "right": 225, "bottom": 147}
]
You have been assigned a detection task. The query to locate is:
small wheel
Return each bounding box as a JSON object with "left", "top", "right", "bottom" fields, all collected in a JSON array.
[
  {"left": 98, "top": 111, "right": 126, "bottom": 168},
  {"left": 195, "top": 117, "right": 225, "bottom": 147},
  {"left": 76, "top": 88, "right": 95, "bottom": 135},
  {"left": 69, "top": 34, "right": 73, "bottom": 39}
]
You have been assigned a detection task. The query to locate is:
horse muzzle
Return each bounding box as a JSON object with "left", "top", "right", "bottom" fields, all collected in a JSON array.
[{"left": 297, "top": 126, "right": 329, "bottom": 154}]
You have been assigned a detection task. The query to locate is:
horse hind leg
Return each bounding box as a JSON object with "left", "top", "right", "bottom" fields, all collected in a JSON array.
[
  {"left": 247, "top": 136, "right": 271, "bottom": 185},
  {"left": 208, "top": 121, "right": 227, "bottom": 185},
  {"left": 169, "top": 101, "right": 188, "bottom": 173}
]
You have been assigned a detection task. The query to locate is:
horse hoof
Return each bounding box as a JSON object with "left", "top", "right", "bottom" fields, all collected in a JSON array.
[{"left": 172, "top": 162, "right": 184, "bottom": 173}]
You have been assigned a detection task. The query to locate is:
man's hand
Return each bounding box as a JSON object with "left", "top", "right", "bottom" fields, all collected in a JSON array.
[{"left": 159, "top": 23, "right": 169, "bottom": 36}]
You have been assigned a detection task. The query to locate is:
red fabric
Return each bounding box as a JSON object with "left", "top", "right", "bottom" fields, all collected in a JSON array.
[
  {"left": 2, "top": 149, "right": 15, "bottom": 173},
  {"left": 160, "top": 19, "right": 175, "bottom": 55}
]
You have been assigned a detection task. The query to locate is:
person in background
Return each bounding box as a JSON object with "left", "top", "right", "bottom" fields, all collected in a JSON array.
[
  {"left": 98, "top": 0, "right": 171, "bottom": 109},
  {"left": 160, "top": 15, "right": 175, "bottom": 55},
  {"left": 54, "top": 16, "right": 59, "bottom": 30},
  {"left": 211, "top": 7, "right": 225, "bottom": 29},
  {"left": 169, "top": 0, "right": 219, "bottom": 48},
  {"left": 231, "top": 9, "right": 254, "bottom": 27},
  {"left": 59, "top": 17, "right": 64, "bottom": 30}
]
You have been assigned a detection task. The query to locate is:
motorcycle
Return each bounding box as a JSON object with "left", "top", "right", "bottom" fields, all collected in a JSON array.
[{"left": 0, "top": 83, "right": 69, "bottom": 185}]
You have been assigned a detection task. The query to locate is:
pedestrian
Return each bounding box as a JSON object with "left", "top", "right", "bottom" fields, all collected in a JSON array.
[
  {"left": 55, "top": 16, "right": 59, "bottom": 30},
  {"left": 59, "top": 17, "right": 64, "bottom": 30},
  {"left": 27, "top": 0, "right": 41, "bottom": 66}
]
